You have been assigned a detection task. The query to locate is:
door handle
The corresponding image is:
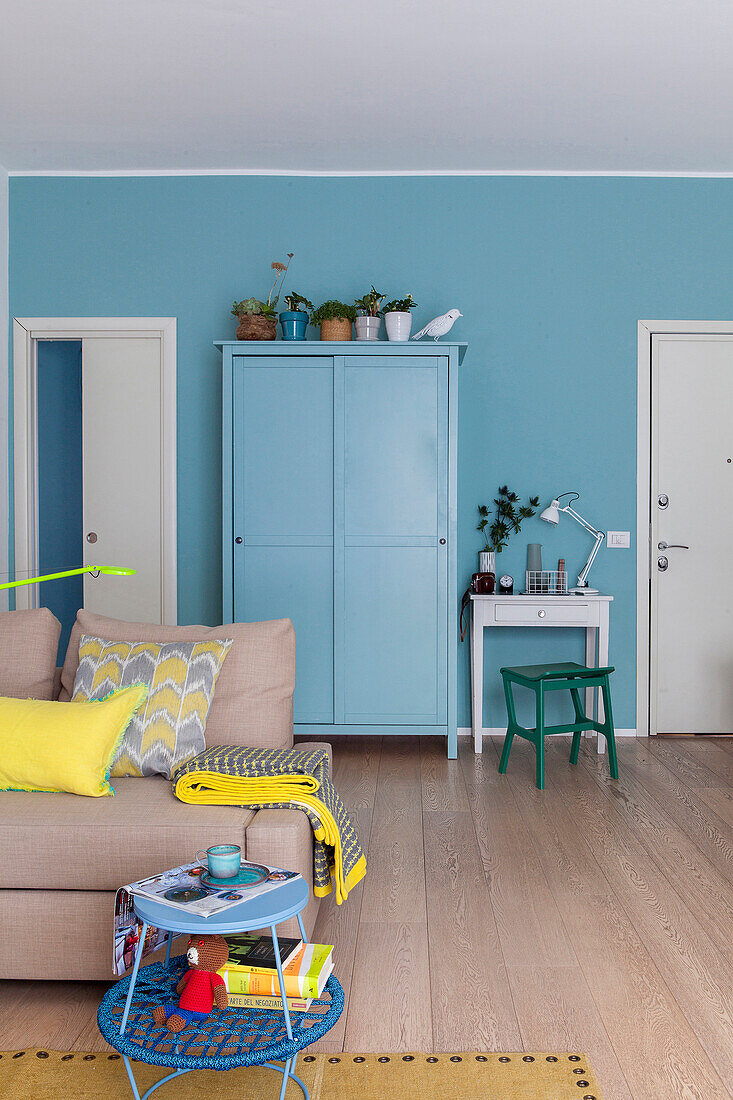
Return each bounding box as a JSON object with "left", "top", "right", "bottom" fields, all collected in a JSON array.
[{"left": 657, "top": 541, "right": 689, "bottom": 551}]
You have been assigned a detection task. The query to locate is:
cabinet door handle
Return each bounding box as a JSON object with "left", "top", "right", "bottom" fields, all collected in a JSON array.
[
  {"left": 235, "top": 536, "right": 243, "bottom": 544},
  {"left": 439, "top": 538, "right": 446, "bottom": 545},
  {"left": 538, "top": 609, "right": 546, "bottom": 618}
]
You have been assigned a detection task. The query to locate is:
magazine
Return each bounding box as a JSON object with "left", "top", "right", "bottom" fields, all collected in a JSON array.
[
  {"left": 113, "top": 889, "right": 170, "bottom": 977},
  {"left": 112, "top": 861, "right": 301, "bottom": 977}
]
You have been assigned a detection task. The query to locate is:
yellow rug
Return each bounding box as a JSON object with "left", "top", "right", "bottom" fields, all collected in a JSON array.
[{"left": 0, "top": 1049, "right": 603, "bottom": 1099}]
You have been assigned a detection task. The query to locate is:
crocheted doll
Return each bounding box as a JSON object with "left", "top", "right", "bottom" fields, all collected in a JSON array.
[{"left": 152, "top": 933, "right": 229, "bottom": 1033}]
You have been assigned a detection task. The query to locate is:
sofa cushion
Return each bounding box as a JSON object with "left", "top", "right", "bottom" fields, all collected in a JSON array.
[
  {"left": 72, "top": 635, "right": 233, "bottom": 778},
  {"left": 60, "top": 610, "right": 295, "bottom": 749},
  {"left": 0, "top": 607, "right": 61, "bottom": 700},
  {"left": 0, "top": 777, "right": 255, "bottom": 890},
  {"left": 0, "top": 684, "right": 148, "bottom": 797},
  {"left": 0, "top": 889, "right": 119, "bottom": 980}
]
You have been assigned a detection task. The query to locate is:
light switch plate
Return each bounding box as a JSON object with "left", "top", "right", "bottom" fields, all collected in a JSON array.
[{"left": 607, "top": 531, "right": 630, "bottom": 548}]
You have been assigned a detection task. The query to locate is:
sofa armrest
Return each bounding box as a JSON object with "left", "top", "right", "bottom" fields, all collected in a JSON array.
[
  {"left": 293, "top": 740, "right": 333, "bottom": 769},
  {"left": 245, "top": 807, "right": 320, "bottom": 937}
]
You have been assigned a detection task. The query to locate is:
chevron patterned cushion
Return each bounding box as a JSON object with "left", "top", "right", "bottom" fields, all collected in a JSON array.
[{"left": 71, "top": 635, "right": 233, "bottom": 778}]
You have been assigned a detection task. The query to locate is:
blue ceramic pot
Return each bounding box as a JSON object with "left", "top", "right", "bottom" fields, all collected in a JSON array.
[{"left": 280, "top": 310, "right": 309, "bottom": 340}]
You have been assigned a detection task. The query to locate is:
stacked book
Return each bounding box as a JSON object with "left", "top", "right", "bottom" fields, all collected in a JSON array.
[{"left": 219, "top": 933, "right": 334, "bottom": 1013}]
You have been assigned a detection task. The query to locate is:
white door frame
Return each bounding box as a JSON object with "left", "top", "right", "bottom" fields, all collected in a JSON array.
[
  {"left": 637, "top": 319, "right": 733, "bottom": 736},
  {"left": 12, "top": 317, "right": 177, "bottom": 623}
]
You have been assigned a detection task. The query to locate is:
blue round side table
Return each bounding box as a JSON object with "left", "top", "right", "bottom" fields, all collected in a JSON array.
[{"left": 98, "top": 877, "right": 343, "bottom": 1100}]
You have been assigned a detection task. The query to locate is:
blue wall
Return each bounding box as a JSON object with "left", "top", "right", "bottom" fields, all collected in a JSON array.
[
  {"left": 36, "top": 339, "right": 83, "bottom": 660},
  {"left": 10, "top": 175, "right": 733, "bottom": 728}
]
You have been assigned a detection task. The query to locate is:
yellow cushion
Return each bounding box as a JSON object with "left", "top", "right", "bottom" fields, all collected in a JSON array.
[{"left": 0, "top": 685, "right": 148, "bottom": 797}]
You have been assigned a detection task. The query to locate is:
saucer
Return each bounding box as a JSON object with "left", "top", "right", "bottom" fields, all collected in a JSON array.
[{"left": 201, "top": 863, "right": 269, "bottom": 888}]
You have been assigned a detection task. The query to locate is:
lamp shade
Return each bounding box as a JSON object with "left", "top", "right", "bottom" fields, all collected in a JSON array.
[{"left": 540, "top": 499, "right": 561, "bottom": 525}]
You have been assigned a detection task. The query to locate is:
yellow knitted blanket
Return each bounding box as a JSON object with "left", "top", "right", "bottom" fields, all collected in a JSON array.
[{"left": 172, "top": 745, "right": 365, "bottom": 904}]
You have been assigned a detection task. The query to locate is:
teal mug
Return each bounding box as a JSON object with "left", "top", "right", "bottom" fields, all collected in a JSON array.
[{"left": 195, "top": 844, "right": 241, "bottom": 879}]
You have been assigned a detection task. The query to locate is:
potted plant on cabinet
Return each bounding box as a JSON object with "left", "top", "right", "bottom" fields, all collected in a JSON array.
[
  {"left": 383, "top": 294, "right": 418, "bottom": 341},
  {"left": 279, "top": 291, "right": 313, "bottom": 341},
  {"left": 354, "top": 286, "right": 386, "bottom": 340},
  {"left": 477, "top": 487, "right": 540, "bottom": 574},
  {"left": 231, "top": 254, "right": 293, "bottom": 340},
  {"left": 311, "top": 300, "right": 357, "bottom": 341}
]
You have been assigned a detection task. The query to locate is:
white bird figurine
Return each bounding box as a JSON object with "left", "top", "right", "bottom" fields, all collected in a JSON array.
[{"left": 411, "top": 308, "right": 463, "bottom": 341}]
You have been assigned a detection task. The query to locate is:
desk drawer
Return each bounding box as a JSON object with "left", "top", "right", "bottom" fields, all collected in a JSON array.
[{"left": 493, "top": 601, "right": 591, "bottom": 626}]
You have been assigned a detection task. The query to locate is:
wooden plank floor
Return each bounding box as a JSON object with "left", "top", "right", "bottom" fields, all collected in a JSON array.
[{"left": 1, "top": 735, "right": 731, "bottom": 1100}]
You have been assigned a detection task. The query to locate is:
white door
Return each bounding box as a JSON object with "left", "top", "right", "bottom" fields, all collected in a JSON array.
[
  {"left": 81, "top": 337, "right": 162, "bottom": 623},
  {"left": 651, "top": 333, "right": 733, "bottom": 734}
]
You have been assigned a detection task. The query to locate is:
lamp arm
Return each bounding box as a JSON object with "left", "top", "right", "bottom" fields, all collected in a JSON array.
[
  {"left": 0, "top": 566, "right": 135, "bottom": 592},
  {"left": 576, "top": 531, "right": 605, "bottom": 588},
  {"left": 562, "top": 505, "right": 603, "bottom": 540}
]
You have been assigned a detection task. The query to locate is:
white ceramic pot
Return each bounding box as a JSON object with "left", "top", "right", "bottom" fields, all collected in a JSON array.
[
  {"left": 355, "top": 315, "right": 381, "bottom": 341},
  {"left": 385, "top": 311, "right": 413, "bottom": 341},
  {"left": 478, "top": 551, "right": 496, "bottom": 574}
]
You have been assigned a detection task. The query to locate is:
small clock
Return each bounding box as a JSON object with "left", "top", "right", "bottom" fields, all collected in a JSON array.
[{"left": 498, "top": 574, "right": 514, "bottom": 595}]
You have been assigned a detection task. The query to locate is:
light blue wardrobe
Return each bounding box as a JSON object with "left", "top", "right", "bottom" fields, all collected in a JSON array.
[{"left": 218, "top": 341, "right": 466, "bottom": 757}]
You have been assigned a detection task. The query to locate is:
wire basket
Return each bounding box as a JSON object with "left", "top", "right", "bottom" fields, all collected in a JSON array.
[{"left": 525, "top": 569, "right": 568, "bottom": 595}]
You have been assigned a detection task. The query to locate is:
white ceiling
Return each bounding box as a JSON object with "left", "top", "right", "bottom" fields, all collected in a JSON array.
[{"left": 3, "top": 0, "right": 733, "bottom": 173}]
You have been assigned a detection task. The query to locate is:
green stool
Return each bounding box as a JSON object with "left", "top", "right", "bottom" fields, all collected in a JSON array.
[{"left": 498, "top": 662, "right": 618, "bottom": 790}]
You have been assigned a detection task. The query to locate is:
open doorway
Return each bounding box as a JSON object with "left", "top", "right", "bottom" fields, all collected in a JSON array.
[
  {"left": 13, "top": 318, "right": 177, "bottom": 631},
  {"left": 37, "top": 339, "right": 83, "bottom": 658}
]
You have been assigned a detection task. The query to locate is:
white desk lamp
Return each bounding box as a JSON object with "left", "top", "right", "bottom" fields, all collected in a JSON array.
[{"left": 540, "top": 492, "right": 605, "bottom": 594}]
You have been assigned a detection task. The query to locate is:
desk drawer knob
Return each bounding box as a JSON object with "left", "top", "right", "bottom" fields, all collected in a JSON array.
[{"left": 538, "top": 609, "right": 546, "bottom": 618}]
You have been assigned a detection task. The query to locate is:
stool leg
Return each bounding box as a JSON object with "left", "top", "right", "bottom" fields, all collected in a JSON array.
[
  {"left": 535, "top": 683, "right": 545, "bottom": 790},
  {"left": 601, "top": 676, "right": 619, "bottom": 779},
  {"left": 498, "top": 675, "right": 516, "bottom": 774},
  {"left": 569, "top": 687, "right": 584, "bottom": 765}
]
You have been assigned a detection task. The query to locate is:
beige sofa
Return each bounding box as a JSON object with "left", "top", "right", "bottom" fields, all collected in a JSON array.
[{"left": 0, "top": 608, "right": 328, "bottom": 980}]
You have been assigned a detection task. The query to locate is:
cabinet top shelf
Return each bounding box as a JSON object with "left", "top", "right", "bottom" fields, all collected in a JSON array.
[{"left": 216, "top": 340, "right": 468, "bottom": 363}]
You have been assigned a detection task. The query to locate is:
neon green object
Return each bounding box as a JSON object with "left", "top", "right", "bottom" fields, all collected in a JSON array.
[{"left": 0, "top": 566, "right": 136, "bottom": 591}]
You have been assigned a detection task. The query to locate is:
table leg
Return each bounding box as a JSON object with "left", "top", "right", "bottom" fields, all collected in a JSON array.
[
  {"left": 122, "top": 1055, "right": 142, "bottom": 1100},
  {"left": 585, "top": 625, "right": 596, "bottom": 732},
  {"left": 278, "top": 1056, "right": 293, "bottom": 1100},
  {"left": 471, "top": 603, "right": 483, "bottom": 753},
  {"left": 271, "top": 924, "right": 293, "bottom": 1041},
  {"left": 596, "top": 602, "right": 610, "bottom": 755},
  {"left": 297, "top": 911, "right": 308, "bottom": 944},
  {"left": 120, "top": 921, "right": 148, "bottom": 1035},
  {"left": 164, "top": 931, "right": 173, "bottom": 969}
]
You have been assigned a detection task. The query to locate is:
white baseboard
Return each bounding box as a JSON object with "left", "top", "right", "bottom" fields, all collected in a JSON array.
[{"left": 458, "top": 727, "right": 639, "bottom": 738}]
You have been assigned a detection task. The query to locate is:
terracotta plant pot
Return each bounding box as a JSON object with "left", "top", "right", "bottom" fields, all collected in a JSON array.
[
  {"left": 320, "top": 318, "right": 353, "bottom": 341},
  {"left": 236, "top": 314, "right": 277, "bottom": 341}
]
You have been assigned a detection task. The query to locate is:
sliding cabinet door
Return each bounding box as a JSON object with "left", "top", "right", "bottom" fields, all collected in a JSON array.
[
  {"left": 339, "top": 357, "right": 447, "bottom": 725},
  {"left": 233, "top": 358, "right": 334, "bottom": 723}
]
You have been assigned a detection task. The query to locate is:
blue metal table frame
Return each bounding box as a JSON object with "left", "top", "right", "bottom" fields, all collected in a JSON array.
[{"left": 98, "top": 877, "right": 343, "bottom": 1100}]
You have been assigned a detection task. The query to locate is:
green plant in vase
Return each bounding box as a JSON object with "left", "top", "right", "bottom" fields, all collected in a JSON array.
[
  {"left": 283, "top": 291, "right": 313, "bottom": 312},
  {"left": 477, "top": 486, "right": 540, "bottom": 572},
  {"left": 354, "top": 286, "right": 386, "bottom": 340},
  {"left": 232, "top": 253, "right": 293, "bottom": 340},
  {"left": 280, "top": 290, "right": 313, "bottom": 341},
  {"left": 384, "top": 294, "right": 418, "bottom": 341},
  {"left": 311, "top": 300, "right": 357, "bottom": 341}
]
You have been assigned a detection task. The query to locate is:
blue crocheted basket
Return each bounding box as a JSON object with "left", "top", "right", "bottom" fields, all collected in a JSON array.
[{"left": 98, "top": 956, "right": 344, "bottom": 1071}]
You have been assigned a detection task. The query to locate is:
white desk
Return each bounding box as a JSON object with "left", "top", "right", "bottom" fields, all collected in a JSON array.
[{"left": 470, "top": 593, "right": 613, "bottom": 754}]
